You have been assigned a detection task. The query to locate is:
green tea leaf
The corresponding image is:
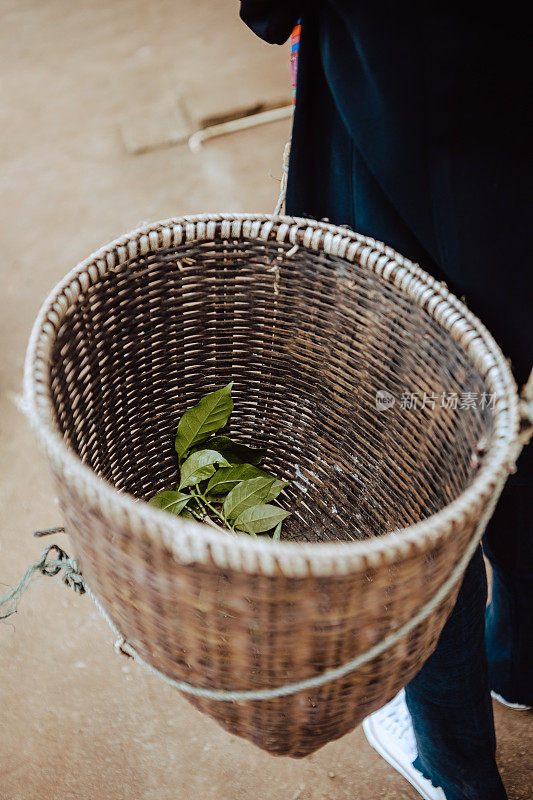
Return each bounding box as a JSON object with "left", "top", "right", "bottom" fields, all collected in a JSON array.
[
  {"left": 192, "top": 435, "right": 265, "bottom": 465},
  {"left": 234, "top": 504, "right": 291, "bottom": 534},
  {"left": 206, "top": 464, "right": 270, "bottom": 496},
  {"left": 223, "top": 476, "right": 277, "bottom": 520},
  {"left": 264, "top": 479, "right": 290, "bottom": 502},
  {"left": 174, "top": 383, "right": 234, "bottom": 459},
  {"left": 272, "top": 521, "right": 282, "bottom": 541},
  {"left": 148, "top": 490, "right": 192, "bottom": 515},
  {"left": 179, "top": 449, "right": 231, "bottom": 490}
]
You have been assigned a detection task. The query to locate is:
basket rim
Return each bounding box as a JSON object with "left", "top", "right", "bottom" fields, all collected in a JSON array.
[{"left": 23, "top": 213, "right": 520, "bottom": 577}]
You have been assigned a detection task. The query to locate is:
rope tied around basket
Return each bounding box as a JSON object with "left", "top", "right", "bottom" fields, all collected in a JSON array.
[
  {"left": 0, "top": 466, "right": 513, "bottom": 701},
  {"left": 0, "top": 534, "right": 84, "bottom": 621}
]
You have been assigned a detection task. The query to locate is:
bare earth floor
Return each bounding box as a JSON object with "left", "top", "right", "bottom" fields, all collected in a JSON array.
[{"left": 0, "top": 2, "right": 531, "bottom": 798}]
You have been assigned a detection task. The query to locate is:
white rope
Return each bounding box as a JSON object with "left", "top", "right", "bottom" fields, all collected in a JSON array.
[
  {"left": 274, "top": 141, "right": 291, "bottom": 215},
  {"left": 85, "top": 464, "right": 510, "bottom": 702}
]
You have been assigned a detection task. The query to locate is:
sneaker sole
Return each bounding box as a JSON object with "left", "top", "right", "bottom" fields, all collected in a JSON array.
[
  {"left": 491, "top": 690, "right": 532, "bottom": 711},
  {"left": 362, "top": 716, "right": 446, "bottom": 800}
]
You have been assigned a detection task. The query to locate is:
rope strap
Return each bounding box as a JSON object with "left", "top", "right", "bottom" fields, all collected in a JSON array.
[
  {"left": 0, "top": 469, "right": 507, "bottom": 699},
  {"left": 0, "top": 539, "right": 84, "bottom": 621},
  {"left": 273, "top": 141, "right": 291, "bottom": 215}
]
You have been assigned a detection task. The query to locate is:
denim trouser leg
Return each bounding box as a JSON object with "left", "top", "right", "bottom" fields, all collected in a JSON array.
[
  {"left": 404, "top": 441, "right": 533, "bottom": 799},
  {"left": 404, "top": 546, "right": 507, "bottom": 800},
  {"left": 483, "top": 445, "right": 533, "bottom": 708}
]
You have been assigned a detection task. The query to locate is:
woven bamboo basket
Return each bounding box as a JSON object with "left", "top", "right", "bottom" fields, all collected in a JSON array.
[{"left": 24, "top": 213, "right": 524, "bottom": 757}]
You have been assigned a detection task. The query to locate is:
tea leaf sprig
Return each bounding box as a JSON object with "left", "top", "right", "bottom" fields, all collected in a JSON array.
[{"left": 149, "top": 383, "right": 290, "bottom": 539}]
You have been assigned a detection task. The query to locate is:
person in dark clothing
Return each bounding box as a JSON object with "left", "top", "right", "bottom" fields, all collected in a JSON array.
[{"left": 239, "top": 4, "right": 532, "bottom": 800}]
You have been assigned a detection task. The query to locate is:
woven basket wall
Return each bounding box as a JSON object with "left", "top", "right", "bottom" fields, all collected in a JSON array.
[{"left": 24, "top": 214, "right": 520, "bottom": 757}]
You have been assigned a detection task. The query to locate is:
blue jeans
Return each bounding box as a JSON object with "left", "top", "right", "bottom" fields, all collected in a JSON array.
[{"left": 405, "top": 447, "right": 533, "bottom": 800}]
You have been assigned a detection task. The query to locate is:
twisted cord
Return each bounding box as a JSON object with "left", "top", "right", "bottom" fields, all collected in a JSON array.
[
  {"left": 0, "top": 542, "right": 84, "bottom": 620},
  {"left": 0, "top": 474, "right": 505, "bottom": 700},
  {"left": 273, "top": 141, "right": 291, "bottom": 215},
  {"left": 0, "top": 454, "right": 518, "bottom": 700}
]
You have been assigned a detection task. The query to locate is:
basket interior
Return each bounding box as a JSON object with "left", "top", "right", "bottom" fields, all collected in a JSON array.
[{"left": 48, "top": 238, "right": 494, "bottom": 542}]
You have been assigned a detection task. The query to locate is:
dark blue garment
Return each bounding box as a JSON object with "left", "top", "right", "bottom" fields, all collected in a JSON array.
[
  {"left": 406, "top": 469, "right": 533, "bottom": 800},
  {"left": 405, "top": 547, "right": 507, "bottom": 800},
  {"left": 240, "top": 3, "right": 532, "bottom": 799},
  {"left": 483, "top": 444, "right": 533, "bottom": 709},
  {"left": 240, "top": 1, "right": 532, "bottom": 383}
]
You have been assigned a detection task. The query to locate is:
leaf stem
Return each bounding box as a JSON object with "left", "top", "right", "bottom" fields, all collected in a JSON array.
[
  {"left": 192, "top": 487, "right": 237, "bottom": 533},
  {"left": 187, "top": 500, "right": 234, "bottom": 536}
]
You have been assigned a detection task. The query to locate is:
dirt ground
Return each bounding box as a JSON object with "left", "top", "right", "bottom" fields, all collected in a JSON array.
[{"left": 0, "top": 2, "right": 531, "bottom": 798}]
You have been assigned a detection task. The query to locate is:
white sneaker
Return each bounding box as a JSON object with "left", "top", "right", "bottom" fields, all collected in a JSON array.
[
  {"left": 491, "top": 690, "right": 532, "bottom": 711},
  {"left": 362, "top": 690, "right": 447, "bottom": 800}
]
